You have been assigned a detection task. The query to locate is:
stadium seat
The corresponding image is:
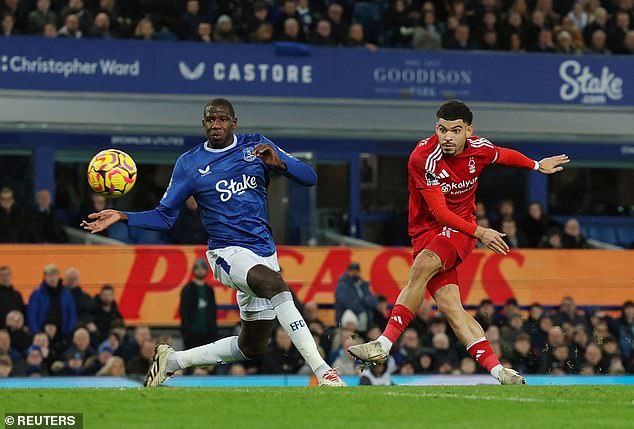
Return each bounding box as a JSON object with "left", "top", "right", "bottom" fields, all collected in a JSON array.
[
  {"left": 616, "top": 227, "right": 634, "bottom": 248},
  {"left": 587, "top": 226, "right": 618, "bottom": 245}
]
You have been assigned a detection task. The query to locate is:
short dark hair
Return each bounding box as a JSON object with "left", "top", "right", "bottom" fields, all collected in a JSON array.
[
  {"left": 205, "top": 98, "right": 235, "bottom": 117},
  {"left": 101, "top": 284, "right": 114, "bottom": 292},
  {"left": 436, "top": 100, "right": 473, "bottom": 125}
]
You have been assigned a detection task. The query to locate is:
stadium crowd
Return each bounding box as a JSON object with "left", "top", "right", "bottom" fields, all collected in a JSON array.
[
  {"left": 1, "top": 260, "right": 633, "bottom": 380},
  {"left": 1, "top": 0, "right": 633, "bottom": 54},
  {"left": 2, "top": 184, "right": 610, "bottom": 248}
]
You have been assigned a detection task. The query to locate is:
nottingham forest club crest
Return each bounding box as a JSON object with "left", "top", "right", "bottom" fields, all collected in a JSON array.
[{"left": 243, "top": 147, "right": 256, "bottom": 161}]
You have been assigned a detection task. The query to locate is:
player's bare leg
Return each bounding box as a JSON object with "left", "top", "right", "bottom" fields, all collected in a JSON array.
[
  {"left": 348, "top": 250, "right": 441, "bottom": 363},
  {"left": 247, "top": 265, "right": 345, "bottom": 386},
  {"left": 147, "top": 319, "right": 274, "bottom": 387},
  {"left": 433, "top": 284, "right": 525, "bottom": 385}
]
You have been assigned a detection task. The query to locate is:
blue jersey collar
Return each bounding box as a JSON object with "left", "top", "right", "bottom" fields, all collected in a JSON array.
[{"left": 203, "top": 135, "right": 238, "bottom": 153}]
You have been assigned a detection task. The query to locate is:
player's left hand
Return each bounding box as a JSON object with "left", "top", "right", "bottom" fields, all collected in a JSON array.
[
  {"left": 538, "top": 154, "right": 570, "bottom": 174},
  {"left": 254, "top": 143, "right": 287, "bottom": 171}
]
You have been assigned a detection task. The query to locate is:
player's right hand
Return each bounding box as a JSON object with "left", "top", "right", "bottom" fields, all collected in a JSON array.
[
  {"left": 80, "top": 209, "right": 127, "bottom": 234},
  {"left": 475, "top": 227, "right": 509, "bottom": 255}
]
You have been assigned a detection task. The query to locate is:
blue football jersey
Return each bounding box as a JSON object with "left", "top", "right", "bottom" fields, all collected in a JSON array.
[{"left": 156, "top": 133, "right": 315, "bottom": 256}]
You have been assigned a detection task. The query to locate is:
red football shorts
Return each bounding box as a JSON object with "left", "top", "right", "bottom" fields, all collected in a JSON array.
[{"left": 411, "top": 228, "right": 477, "bottom": 296}]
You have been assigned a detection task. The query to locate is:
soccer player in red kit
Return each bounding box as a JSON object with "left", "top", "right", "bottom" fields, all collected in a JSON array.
[{"left": 349, "top": 101, "right": 569, "bottom": 384}]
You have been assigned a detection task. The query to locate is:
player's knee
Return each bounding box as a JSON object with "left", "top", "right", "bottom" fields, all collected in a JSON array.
[
  {"left": 247, "top": 267, "right": 288, "bottom": 299},
  {"left": 238, "top": 340, "right": 267, "bottom": 360},
  {"left": 411, "top": 251, "right": 442, "bottom": 281},
  {"left": 436, "top": 298, "right": 464, "bottom": 319}
]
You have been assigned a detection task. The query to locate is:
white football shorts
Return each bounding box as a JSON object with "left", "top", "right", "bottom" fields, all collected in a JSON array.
[{"left": 206, "top": 246, "right": 279, "bottom": 321}]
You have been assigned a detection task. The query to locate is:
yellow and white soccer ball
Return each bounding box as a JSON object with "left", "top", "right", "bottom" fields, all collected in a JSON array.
[{"left": 87, "top": 149, "right": 137, "bottom": 198}]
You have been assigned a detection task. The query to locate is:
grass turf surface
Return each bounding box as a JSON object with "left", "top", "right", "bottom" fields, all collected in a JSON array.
[{"left": 3, "top": 386, "right": 634, "bottom": 429}]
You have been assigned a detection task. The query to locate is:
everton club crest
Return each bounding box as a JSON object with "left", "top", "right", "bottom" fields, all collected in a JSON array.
[{"left": 243, "top": 147, "right": 256, "bottom": 162}]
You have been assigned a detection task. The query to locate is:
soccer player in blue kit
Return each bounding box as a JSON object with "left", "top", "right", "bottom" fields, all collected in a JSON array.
[{"left": 81, "top": 98, "right": 345, "bottom": 386}]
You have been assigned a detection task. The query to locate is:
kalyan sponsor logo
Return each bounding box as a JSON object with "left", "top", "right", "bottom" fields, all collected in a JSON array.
[
  {"left": 441, "top": 177, "right": 478, "bottom": 195},
  {"left": 559, "top": 60, "right": 623, "bottom": 105},
  {"left": 215, "top": 174, "right": 258, "bottom": 202}
]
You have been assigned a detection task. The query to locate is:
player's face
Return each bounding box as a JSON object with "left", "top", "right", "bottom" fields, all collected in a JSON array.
[
  {"left": 435, "top": 118, "right": 473, "bottom": 156},
  {"left": 202, "top": 105, "right": 237, "bottom": 147}
]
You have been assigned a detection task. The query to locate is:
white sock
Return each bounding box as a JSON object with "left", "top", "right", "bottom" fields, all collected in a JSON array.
[
  {"left": 491, "top": 364, "right": 503, "bottom": 379},
  {"left": 167, "top": 336, "right": 247, "bottom": 373},
  {"left": 271, "top": 291, "right": 329, "bottom": 378},
  {"left": 377, "top": 335, "right": 393, "bottom": 354}
]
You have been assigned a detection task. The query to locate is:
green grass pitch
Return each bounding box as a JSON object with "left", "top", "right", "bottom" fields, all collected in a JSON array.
[{"left": 3, "top": 386, "right": 634, "bottom": 429}]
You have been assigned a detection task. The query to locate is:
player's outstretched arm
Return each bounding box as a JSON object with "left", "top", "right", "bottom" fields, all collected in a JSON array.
[
  {"left": 537, "top": 154, "right": 570, "bottom": 174},
  {"left": 80, "top": 210, "right": 127, "bottom": 234}
]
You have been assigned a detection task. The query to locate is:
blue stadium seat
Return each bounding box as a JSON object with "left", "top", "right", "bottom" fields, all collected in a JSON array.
[
  {"left": 616, "top": 227, "right": 634, "bottom": 248},
  {"left": 587, "top": 226, "right": 618, "bottom": 245},
  {"left": 107, "top": 222, "right": 131, "bottom": 243}
]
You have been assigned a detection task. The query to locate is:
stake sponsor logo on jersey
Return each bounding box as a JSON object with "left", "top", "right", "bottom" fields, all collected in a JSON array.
[{"left": 215, "top": 174, "right": 258, "bottom": 202}]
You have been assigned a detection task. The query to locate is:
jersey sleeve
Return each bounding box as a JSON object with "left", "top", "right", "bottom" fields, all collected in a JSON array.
[
  {"left": 159, "top": 156, "right": 194, "bottom": 209},
  {"left": 494, "top": 147, "right": 539, "bottom": 170},
  {"left": 258, "top": 135, "right": 317, "bottom": 186},
  {"left": 409, "top": 149, "right": 441, "bottom": 190}
]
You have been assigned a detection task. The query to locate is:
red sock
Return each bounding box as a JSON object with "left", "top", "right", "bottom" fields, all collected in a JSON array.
[
  {"left": 467, "top": 338, "right": 501, "bottom": 372},
  {"left": 382, "top": 304, "right": 415, "bottom": 343}
]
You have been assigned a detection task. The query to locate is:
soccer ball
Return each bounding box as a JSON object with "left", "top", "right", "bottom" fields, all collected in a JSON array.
[{"left": 87, "top": 149, "right": 137, "bottom": 198}]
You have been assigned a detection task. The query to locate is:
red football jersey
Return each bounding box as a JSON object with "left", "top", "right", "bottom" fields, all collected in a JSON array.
[{"left": 408, "top": 134, "right": 499, "bottom": 239}]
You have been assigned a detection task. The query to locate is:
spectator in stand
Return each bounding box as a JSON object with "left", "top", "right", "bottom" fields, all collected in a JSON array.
[
  {"left": 535, "top": 0, "right": 560, "bottom": 28},
  {"left": 608, "top": 12, "right": 631, "bottom": 54},
  {"left": 278, "top": 17, "right": 304, "bottom": 42},
  {"left": 42, "top": 21, "right": 56, "bottom": 37},
  {"left": 213, "top": 14, "right": 240, "bottom": 43},
  {"left": 59, "top": 0, "right": 92, "bottom": 33},
  {"left": 396, "top": 327, "right": 424, "bottom": 366},
  {"left": 617, "top": 301, "right": 634, "bottom": 359},
  {"left": 249, "top": 22, "right": 272, "bottom": 43},
  {"left": 84, "top": 340, "right": 114, "bottom": 374},
  {"left": 179, "top": 258, "right": 217, "bottom": 349},
  {"left": 57, "top": 14, "right": 83, "bottom": 39},
  {"left": 326, "top": 2, "right": 347, "bottom": 44},
  {"left": 134, "top": 16, "right": 155, "bottom": 40},
  {"left": 525, "top": 10, "right": 546, "bottom": 48},
  {"left": 539, "top": 228, "right": 563, "bottom": 248},
  {"left": 27, "top": 264, "right": 77, "bottom": 338},
  {"left": 0, "top": 186, "right": 35, "bottom": 243},
  {"left": 359, "top": 359, "right": 393, "bottom": 385},
  {"left": 493, "top": 199, "right": 516, "bottom": 229},
  {"left": 1, "top": 11, "right": 16, "bottom": 35},
  {"left": 260, "top": 327, "right": 304, "bottom": 374},
  {"left": 567, "top": 1, "right": 588, "bottom": 32},
  {"left": 507, "top": 31, "right": 525, "bottom": 51},
  {"left": 0, "top": 329, "right": 23, "bottom": 369},
  {"left": 273, "top": 0, "right": 305, "bottom": 41},
  {"left": 331, "top": 334, "right": 361, "bottom": 375},
  {"left": 64, "top": 268, "right": 95, "bottom": 327},
  {"left": 499, "top": 298, "right": 522, "bottom": 327},
  {"left": 192, "top": 20, "right": 211, "bottom": 42},
  {"left": 170, "top": 196, "right": 208, "bottom": 244},
  {"left": 335, "top": 262, "right": 377, "bottom": 332},
  {"left": 523, "top": 303, "right": 545, "bottom": 338},
  {"left": 506, "top": 333, "right": 540, "bottom": 374},
  {"left": 444, "top": 23, "right": 473, "bottom": 49},
  {"left": 97, "top": 0, "right": 131, "bottom": 38},
  {"left": 500, "top": 314, "right": 525, "bottom": 355},
  {"left": 179, "top": 0, "right": 201, "bottom": 40},
  {"left": 432, "top": 332, "right": 460, "bottom": 372},
  {"left": 96, "top": 355, "right": 126, "bottom": 376},
  {"left": 543, "top": 344, "right": 577, "bottom": 374},
  {"left": 32, "top": 189, "right": 68, "bottom": 243},
  {"left": 581, "top": 343, "right": 607, "bottom": 374},
  {"left": 521, "top": 202, "right": 555, "bottom": 248},
  {"left": 5, "top": 310, "right": 31, "bottom": 353},
  {"left": 243, "top": 1, "right": 270, "bottom": 38},
  {"left": 501, "top": 219, "right": 528, "bottom": 248},
  {"left": 344, "top": 22, "right": 375, "bottom": 49},
  {"left": 28, "top": 0, "right": 57, "bottom": 34},
  {"left": 553, "top": 296, "right": 587, "bottom": 327},
  {"left": 480, "top": 29, "right": 501, "bottom": 50},
  {"left": 119, "top": 325, "right": 150, "bottom": 361},
  {"left": 561, "top": 218, "right": 589, "bottom": 248},
  {"left": 409, "top": 300, "right": 434, "bottom": 338},
  {"left": 622, "top": 30, "right": 634, "bottom": 53},
  {"left": 0, "top": 266, "right": 24, "bottom": 329},
  {"left": 127, "top": 337, "right": 156, "bottom": 375},
  {"left": 555, "top": 30, "right": 580, "bottom": 53},
  {"left": 85, "top": 11, "right": 113, "bottom": 38},
  {"left": 373, "top": 294, "right": 389, "bottom": 329},
  {"left": 0, "top": 355, "right": 13, "bottom": 377},
  {"left": 24, "top": 344, "right": 47, "bottom": 376},
  {"left": 583, "top": 7, "right": 608, "bottom": 46},
  {"left": 302, "top": 301, "right": 320, "bottom": 324},
  {"left": 412, "top": 11, "right": 442, "bottom": 50},
  {"left": 474, "top": 299, "right": 496, "bottom": 331},
  {"left": 309, "top": 18, "right": 336, "bottom": 45},
  {"left": 93, "top": 284, "right": 123, "bottom": 338}
]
